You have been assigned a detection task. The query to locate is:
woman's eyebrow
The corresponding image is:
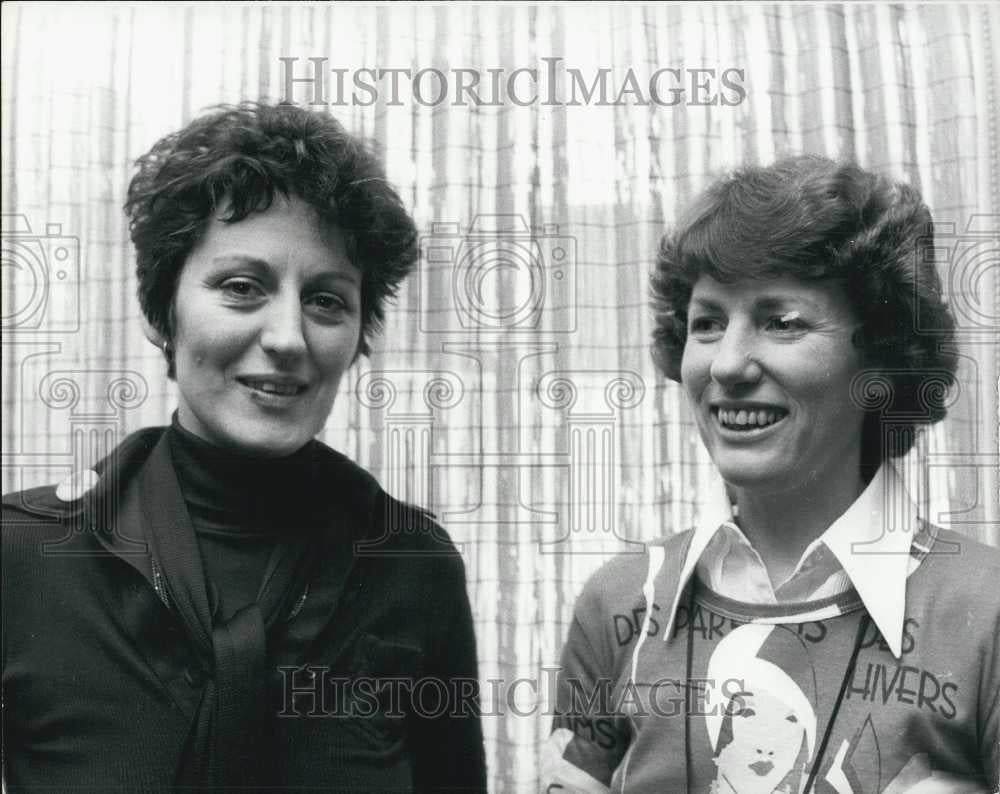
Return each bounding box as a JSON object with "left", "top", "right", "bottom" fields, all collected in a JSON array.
[
  {"left": 755, "top": 295, "right": 822, "bottom": 313},
  {"left": 208, "top": 255, "right": 360, "bottom": 286},
  {"left": 688, "top": 296, "right": 724, "bottom": 312},
  {"left": 210, "top": 254, "right": 270, "bottom": 270},
  {"left": 310, "top": 269, "right": 360, "bottom": 287}
]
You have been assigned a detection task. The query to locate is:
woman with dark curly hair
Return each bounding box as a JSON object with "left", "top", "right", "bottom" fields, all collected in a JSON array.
[
  {"left": 543, "top": 156, "right": 999, "bottom": 793},
  {"left": 2, "top": 102, "right": 486, "bottom": 792}
]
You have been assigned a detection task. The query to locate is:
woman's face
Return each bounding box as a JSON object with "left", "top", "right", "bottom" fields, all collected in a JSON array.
[
  {"left": 679, "top": 274, "right": 867, "bottom": 494},
  {"left": 170, "top": 195, "right": 362, "bottom": 457},
  {"left": 715, "top": 689, "right": 805, "bottom": 794}
]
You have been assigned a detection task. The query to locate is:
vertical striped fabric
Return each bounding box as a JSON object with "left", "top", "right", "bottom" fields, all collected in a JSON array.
[{"left": 2, "top": 5, "right": 997, "bottom": 792}]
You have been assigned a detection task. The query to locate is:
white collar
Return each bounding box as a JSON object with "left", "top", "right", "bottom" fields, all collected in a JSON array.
[{"left": 661, "top": 464, "right": 918, "bottom": 658}]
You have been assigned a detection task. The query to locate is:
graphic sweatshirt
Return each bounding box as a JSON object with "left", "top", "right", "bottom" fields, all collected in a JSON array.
[{"left": 542, "top": 524, "right": 1000, "bottom": 793}]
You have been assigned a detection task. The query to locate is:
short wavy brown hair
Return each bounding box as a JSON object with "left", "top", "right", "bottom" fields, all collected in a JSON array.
[
  {"left": 651, "top": 155, "right": 957, "bottom": 464},
  {"left": 125, "top": 101, "right": 418, "bottom": 376}
]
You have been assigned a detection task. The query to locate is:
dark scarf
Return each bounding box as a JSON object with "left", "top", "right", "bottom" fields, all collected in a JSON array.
[{"left": 141, "top": 420, "right": 325, "bottom": 789}]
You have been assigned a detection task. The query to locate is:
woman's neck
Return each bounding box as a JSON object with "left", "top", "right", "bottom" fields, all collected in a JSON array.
[
  {"left": 732, "top": 464, "right": 867, "bottom": 587},
  {"left": 168, "top": 412, "right": 319, "bottom": 527}
]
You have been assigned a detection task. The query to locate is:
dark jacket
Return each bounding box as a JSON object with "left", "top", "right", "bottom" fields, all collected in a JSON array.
[{"left": 2, "top": 426, "right": 486, "bottom": 792}]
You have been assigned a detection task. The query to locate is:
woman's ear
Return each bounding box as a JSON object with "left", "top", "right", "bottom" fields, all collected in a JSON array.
[
  {"left": 141, "top": 315, "right": 167, "bottom": 350},
  {"left": 651, "top": 344, "right": 682, "bottom": 383},
  {"left": 351, "top": 332, "right": 368, "bottom": 366},
  {"left": 142, "top": 314, "right": 178, "bottom": 380}
]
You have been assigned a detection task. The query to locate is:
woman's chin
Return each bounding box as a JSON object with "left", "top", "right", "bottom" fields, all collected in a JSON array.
[
  {"left": 239, "top": 436, "right": 310, "bottom": 458},
  {"left": 208, "top": 425, "right": 312, "bottom": 458},
  {"left": 713, "top": 457, "right": 795, "bottom": 493}
]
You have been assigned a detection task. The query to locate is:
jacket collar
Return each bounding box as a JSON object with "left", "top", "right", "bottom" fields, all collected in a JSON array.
[
  {"left": 661, "top": 464, "right": 918, "bottom": 658},
  {"left": 16, "top": 426, "right": 389, "bottom": 567}
]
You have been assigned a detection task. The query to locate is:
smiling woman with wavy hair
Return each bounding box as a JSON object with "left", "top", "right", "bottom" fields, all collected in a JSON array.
[
  {"left": 543, "top": 155, "right": 998, "bottom": 793},
  {"left": 651, "top": 154, "right": 958, "bottom": 474},
  {"left": 3, "top": 102, "right": 487, "bottom": 793}
]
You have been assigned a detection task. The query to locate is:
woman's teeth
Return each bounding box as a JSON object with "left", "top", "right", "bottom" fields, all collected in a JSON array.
[
  {"left": 244, "top": 380, "right": 301, "bottom": 396},
  {"left": 716, "top": 408, "right": 785, "bottom": 429}
]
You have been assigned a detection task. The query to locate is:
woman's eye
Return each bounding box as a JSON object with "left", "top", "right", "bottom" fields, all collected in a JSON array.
[
  {"left": 220, "top": 279, "right": 263, "bottom": 300},
  {"left": 688, "top": 317, "right": 723, "bottom": 336},
  {"left": 307, "top": 293, "right": 349, "bottom": 316},
  {"left": 765, "top": 314, "right": 806, "bottom": 333}
]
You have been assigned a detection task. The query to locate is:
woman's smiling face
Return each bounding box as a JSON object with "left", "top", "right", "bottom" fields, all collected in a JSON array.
[
  {"left": 679, "top": 274, "right": 867, "bottom": 494},
  {"left": 169, "top": 195, "right": 362, "bottom": 457}
]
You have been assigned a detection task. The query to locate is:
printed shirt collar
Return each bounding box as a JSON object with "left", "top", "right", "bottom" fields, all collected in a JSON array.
[{"left": 662, "top": 464, "right": 917, "bottom": 658}]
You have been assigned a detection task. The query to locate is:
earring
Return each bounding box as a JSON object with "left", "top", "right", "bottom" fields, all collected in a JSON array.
[{"left": 162, "top": 341, "right": 171, "bottom": 355}]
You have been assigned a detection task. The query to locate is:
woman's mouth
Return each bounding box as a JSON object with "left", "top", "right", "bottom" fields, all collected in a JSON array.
[
  {"left": 712, "top": 406, "right": 788, "bottom": 436},
  {"left": 237, "top": 377, "right": 308, "bottom": 404}
]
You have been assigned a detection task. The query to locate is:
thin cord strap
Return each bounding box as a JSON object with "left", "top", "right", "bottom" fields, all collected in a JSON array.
[
  {"left": 803, "top": 612, "right": 870, "bottom": 793},
  {"left": 683, "top": 582, "right": 696, "bottom": 794}
]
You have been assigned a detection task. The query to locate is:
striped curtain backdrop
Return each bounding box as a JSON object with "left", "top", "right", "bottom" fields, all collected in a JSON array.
[{"left": 2, "top": 4, "right": 998, "bottom": 792}]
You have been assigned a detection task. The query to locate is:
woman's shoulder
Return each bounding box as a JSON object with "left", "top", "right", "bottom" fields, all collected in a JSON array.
[
  {"left": 572, "top": 530, "right": 696, "bottom": 616},
  {"left": 906, "top": 524, "right": 1000, "bottom": 674},
  {"left": 1, "top": 428, "right": 463, "bottom": 565},
  {"left": 2, "top": 427, "right": 164, "bottom": 522},
  {"left": 913, "top": 523, "right": 1000, "bottom": 604},
  {"left": 1, "top": 483, "right": 73, "bottom": 562},
  {"left": 309, "top": 439, "right": 463, "bottom": 561},
  {"left": 918, "top": 523, "right": 1000, "bottom": 574},
  {"left": 2, "top": 427, "right": 165, "bottom": 567}
]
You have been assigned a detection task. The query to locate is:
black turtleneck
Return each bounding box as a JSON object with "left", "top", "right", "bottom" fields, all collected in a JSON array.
[{"left": 167, "top": 414, "right": 321, "bottom": 622}]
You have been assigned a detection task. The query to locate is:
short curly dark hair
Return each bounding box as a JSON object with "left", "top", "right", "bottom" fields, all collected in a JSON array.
[
  {"left": 125, "top": 101, "right": 418, "bottom": 375},
  {"left": 651, "top": 154, "right": 957, "bottom": 465}
]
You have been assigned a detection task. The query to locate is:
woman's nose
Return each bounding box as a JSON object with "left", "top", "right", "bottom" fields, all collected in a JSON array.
[
  {"left": 259, "top": 295, "right": 307, "bottom": 359},
  {"left": 709, "top": 325, "right": 761, "bottom": 386}
]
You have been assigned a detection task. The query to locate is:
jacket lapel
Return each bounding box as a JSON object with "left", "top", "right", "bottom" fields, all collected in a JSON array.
[
  {"left": 271, "top": 451, "right": 376, "bottom": 668},
  {"left": 75, "top": 428, "right": 387, "bottom": 684}
]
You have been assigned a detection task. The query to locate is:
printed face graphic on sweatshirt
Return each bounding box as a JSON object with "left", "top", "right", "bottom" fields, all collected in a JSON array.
[
  {"left": 705, "top": 625, "right": 819, "bottom": 794},
  {"left": 713, "top": 687, "right": 808, "bottom": 794}
]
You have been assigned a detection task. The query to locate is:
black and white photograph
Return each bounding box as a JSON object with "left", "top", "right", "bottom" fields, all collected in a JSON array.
[{"left": 2, "top": 2, "right": 998, "bottom": 792}]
